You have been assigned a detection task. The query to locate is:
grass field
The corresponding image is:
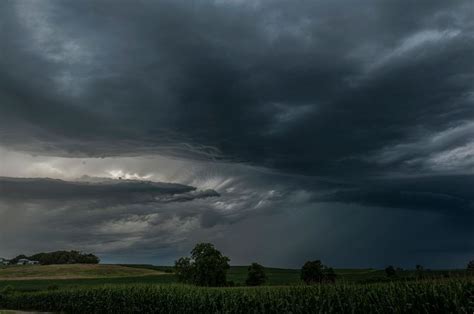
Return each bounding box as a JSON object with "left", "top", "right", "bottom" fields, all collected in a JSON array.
[
  {"left": 0, "top": 264, "right": 165, "bottom": 281},
  {"left": 0, "top": 264, "right": 470, "bottom": 292}
]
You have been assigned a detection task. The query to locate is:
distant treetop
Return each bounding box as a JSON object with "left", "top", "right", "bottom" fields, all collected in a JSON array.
[{"left": 9, "top": 251, "right": 99, "bottom": 265}]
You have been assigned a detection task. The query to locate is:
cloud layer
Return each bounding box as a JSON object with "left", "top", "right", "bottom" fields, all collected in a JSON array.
[{"left": 0, "top": 0, "right": 473, "bottom": 268}]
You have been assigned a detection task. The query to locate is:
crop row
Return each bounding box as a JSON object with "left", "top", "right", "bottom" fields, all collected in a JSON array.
[{"left": 0, "top": 278, "right": 473, "bottom": 313}]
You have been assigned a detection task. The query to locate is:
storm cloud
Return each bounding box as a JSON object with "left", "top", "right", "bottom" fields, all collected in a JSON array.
[
  {"left": 0, "top": 0, "right": 473, "bottom": 268},
  {"left": 0, "top": 176, "right": 218, "bottom": 203}
]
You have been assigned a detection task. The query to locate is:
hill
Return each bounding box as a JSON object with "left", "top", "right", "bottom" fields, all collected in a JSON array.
[
  {"left": 0, "top": 264, "right": 164, "bottom": 281},
  {"left": 0, "top": 264, "right": 470, "bottom": 292}
]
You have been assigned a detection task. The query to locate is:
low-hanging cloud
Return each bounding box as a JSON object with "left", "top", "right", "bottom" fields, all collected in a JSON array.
[{"left": 0, "top": 176, "right": 218, "bottom": 204}]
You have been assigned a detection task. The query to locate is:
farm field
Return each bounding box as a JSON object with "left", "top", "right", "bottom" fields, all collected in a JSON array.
[
  {"left": 0, "top": 264, "right": 470, "bottom": 292},
  {"left": 0, "top": 278, "right": 472, "bottom": 313},
  {"left": 0, "top": 264, "right": 165, "bottom": 281},
  {"left": 0, "top": 264, "right": 472, "bottom": 313}
]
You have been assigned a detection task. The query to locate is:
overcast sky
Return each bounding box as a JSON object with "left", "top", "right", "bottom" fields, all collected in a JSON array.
[{"left": 0, "top": 0, "right": 473, "bottom": 268}]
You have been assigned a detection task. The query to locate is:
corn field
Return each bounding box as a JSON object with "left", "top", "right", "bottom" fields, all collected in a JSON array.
[{"left": 0, "top": 278, "right": 473, "bottom": 313}]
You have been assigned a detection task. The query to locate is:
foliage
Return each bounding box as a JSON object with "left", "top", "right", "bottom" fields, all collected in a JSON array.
[
  {"left": 0, "top": 285, "right": 15, "bottom": 295},
  {"left": 385, "top": 265, "right": 396, "bottom": 277},
  {"left": 301, "top": 260, "right": 336, "bottom": 284},
  {"left": 416, "top": 265, "right": 424, "bottom": 278},
  {"left": 174, "top": 243, "right": 230, "bottom": 286},
  {"left": 0, "top": 278, "right": 472, "bottom": 313},
  {"left": 468, "top": 260, "right": 474, "bottom": 272},
  {"left": 174, "top": 257, "right": 193, "bottom": 283},
  {"left": 191, "top": 243, "right": 230, "bottom": 286},
  {"left": 245, "top": 263, "right": 267, "bottom": 286},
  {"left": 324, "top": 267, "right": 337, "bottom": 283},
  {"left": 9, "top": 251, "right": 99, "bottom": 265},
  {"left": 7, "top": 254, "right": 28, "bottom": 265}
]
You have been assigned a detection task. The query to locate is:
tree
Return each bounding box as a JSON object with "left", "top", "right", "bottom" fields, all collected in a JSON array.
[
  {"left": 9, "top": 255, "right": 28, "bottom": 265},
  {"left": 468, "top": 260, "right": 474, "bottom": 272},
  {"left": 324, "top": 267, "right": 337, "bottom": 283},
  {"left": 174, "top": 257, "right": 193, "bottom": 283},
  {"left": 191, "top": 243, "right": 230, "bottom": 286},
  {"left": 8, "top": 251, "right": 99, "bottom": 265},
  {"left": 301, "top": 260, "right": 324, "bottom": 284},
  {"left": 29, "top": 251, "right": 100, "bottom": 265},
  {"left": 301, "top": 260, "right": 336, "bottom": 284},
  {"left": 415, "top": 264, "right": 424, "bottom": 278},
  {"left": 385, "top": 265, "right": 396, "bottom": 277},
  {"left": 174, "top": 243, "right": 230, "bottom": 287},
  {"left": 245, "top": 263, "right": 267, "bottom": 286}
]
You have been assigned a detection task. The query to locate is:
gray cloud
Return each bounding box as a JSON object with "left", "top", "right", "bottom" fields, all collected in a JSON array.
[
  {"left": 0, "top": 172, "right": 472, "bottom": 268},
  {"left": 0, "top": 0, "right": 472, "bottom": 175},
  {"left": 0, "top": 0, "right": 473, "bottom": 267},
  {"left": 316, "top": 175, "right": 474, "bottom": 216},
  {"left": 0, "top": 176, "right": 219, "bottom": 204}
]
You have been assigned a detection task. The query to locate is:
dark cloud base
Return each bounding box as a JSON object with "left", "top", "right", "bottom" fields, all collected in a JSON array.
[{"left": 0, "top": 176, "right": 219, "bottom": 204}]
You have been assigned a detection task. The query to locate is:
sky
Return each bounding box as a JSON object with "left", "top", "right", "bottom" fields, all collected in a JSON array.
[{"left": 0, "top": 0, "right": 473, "bottom": 269}]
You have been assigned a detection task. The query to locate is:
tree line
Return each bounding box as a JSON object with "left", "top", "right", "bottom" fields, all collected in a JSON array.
[
  {"left": 175, "top": 243, "right": 474, "bottom": 287},
  {"left": 8, "top": 251, "right": 99, "bottom": 265},
  {"left": 174, "top": 243, "right": 336, "bottom": 287}
]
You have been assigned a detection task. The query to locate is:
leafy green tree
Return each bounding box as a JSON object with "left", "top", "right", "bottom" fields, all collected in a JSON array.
[
  {"left": 301, "top": 260, "right": 324, "bottom": 284},
  {"left": 8, "top": 255, "right": 28, "bottom": 265},
  {"left": 174, "top": 243, "right": 230, "bottom": 286},
  {"left": 30, "top": 251, "right": 99, "bottom": 265},
  {"left": 385, "top": 265, "right": 396, "bottom": 277},
  {"left": 415, "top": 264, "right": 424, "bottom": 278},
  {"left": 174, "top": 257, "right": 193, "bottom": 283},
  {"left": 301, "top": 260, "right": 336, "bottom": 284},
  {"left": 324, "top": 267, "right": 337, "bottom": 283},
  {"left": 9, "top": 251, "right": 99, "bottom": 265},
  {"left": 245, "top": 263, "right": 267, "bottom": 286},
  {"left": 468, "top": 260, "right": 474, "bottom": 272},
  {"left": 191, "top": 243, "right": 230, "bottom": 286}
]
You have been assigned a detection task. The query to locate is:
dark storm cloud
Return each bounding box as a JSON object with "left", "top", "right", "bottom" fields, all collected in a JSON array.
[
  {"left": 0, "top": 170, "right": 472, "bottom": 267},
  {"left": 317, "top": 175, "right": 474, "bottom": 215},
  {"left": 1, "top": 0, "right": 473, "bottom": 175},
  {"left": 0, "top": 176, "right": 218, "bottom": 204},
  {"left": 1, "top": 0, "right": 473, "bottom": 267},
  {"left": 0, "top": 175, "right": 222, "bottom": 259}
]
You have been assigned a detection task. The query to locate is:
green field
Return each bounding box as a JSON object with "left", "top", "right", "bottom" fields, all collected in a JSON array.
[
  {"left": 0, "top": 264, "right": 470, "bottom": 292},
  {"left": 1, "top": 278, "right": 472, "bottom": 313},
  {"left": 0, "top": 264, "right": 164, "bottom": 281},
  {"left": 0, "top": 264, "right": 472, "bottom": 313}
]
